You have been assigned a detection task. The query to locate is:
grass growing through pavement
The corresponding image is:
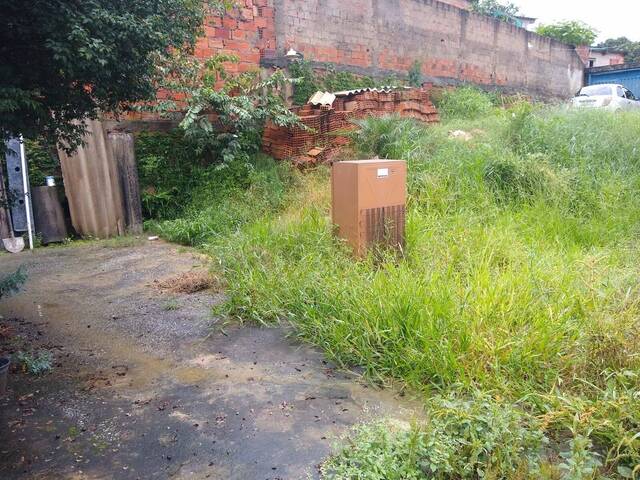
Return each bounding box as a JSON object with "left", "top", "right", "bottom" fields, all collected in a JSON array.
[{"left": 147, "top": 95, "right": 640, "bottom": 478}]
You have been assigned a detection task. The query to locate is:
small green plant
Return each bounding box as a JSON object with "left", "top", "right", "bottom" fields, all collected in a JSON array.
[
  {"left": 322, "top": 394, "right": 546, "bottom": 479},
  {"left": 408, "top": 60, "right": 423, "bottom": 87},
  {"left": 162, "top": 300, "right": 179, "bottom": 311},
  {"left": 16, "top": 350, "right": 53, "bottom": 375},
  {"left": 559, "top": 430, "right": 602, "bottom": 480},
  {"left": 0, "top": 268, "right": 27, "bottom": 299}
]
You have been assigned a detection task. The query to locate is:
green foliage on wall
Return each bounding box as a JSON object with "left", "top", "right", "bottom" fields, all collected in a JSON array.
[
  {"left": 24, "top": 139, "right": 60, "bottom": 187},
  {"left": 288, "top": 60, "right": 378, "bottom": 105},
  {"left": 408, "top": 60, "right": 423, "bottom": 87}
]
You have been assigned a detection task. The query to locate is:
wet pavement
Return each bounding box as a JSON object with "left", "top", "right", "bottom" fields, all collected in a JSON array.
[{"left": 0, "top": 240, "right": 418, "bottom": 479}]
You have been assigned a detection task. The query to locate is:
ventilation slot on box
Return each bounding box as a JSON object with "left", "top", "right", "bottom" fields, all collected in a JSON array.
[{"left": 361, "top": 205, "right": 405, "bottom": 250}]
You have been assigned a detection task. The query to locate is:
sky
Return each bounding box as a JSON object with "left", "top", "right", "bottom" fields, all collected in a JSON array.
[{"left": 511, "top": 0, "right": 640, "bottom": 43}]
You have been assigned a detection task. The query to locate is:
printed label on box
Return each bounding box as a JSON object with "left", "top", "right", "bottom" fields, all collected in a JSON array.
[{"left": 377, "top": 168, "right": 389, "bottom": 178}]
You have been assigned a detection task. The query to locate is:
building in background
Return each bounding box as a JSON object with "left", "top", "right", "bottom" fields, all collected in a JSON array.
[
  {"left": 576, "top": 46, "right": 626, "bottom": 67},
  {"left": 439, "top": 0, "right": 472, "bottom": 9},
  {"left": 515, "top": 15, "right": 537, "bottom": 30}
]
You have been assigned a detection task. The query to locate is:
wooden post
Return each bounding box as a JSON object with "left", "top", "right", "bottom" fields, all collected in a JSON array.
[{"left": 108, "top": 132, "right": 143, "bottom": 234}]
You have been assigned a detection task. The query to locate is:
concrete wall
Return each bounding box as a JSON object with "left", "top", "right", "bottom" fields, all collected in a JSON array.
[{"left": 272, "top": 0, "right": 584, "bottom": 98}]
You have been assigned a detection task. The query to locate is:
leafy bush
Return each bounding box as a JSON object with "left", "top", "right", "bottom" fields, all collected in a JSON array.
[
  {"left": 323, "top": 394, "right": 546, "bottom": 479},
  {"left": 177, "top": 55, "right": 301, "bottom": 163},
  {"left": 536, "top": 21, "right": 598, "bottom": 46},
  {"left": 0, "top": 268, "right": 26, "bottom": 299},
  {"left": 435, "top": 86, "right": 495, "bottom": 119},
  {"left": 147, "top": 155, "right": 297, "bottom": 245},
  {"left": 16, "top": 350, "right": 53, "bottom": 375}
]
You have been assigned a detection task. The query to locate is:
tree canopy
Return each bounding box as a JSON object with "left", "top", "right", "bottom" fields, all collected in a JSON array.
[
  {"left": 536, "top": 21, "right": 598, "bottom": 47},
  {"left": 597, "top": 37, "right": 640, "bottom": 64},
  {"left": 0, "top": 0, "right": 225, "bottom": 149},
  {"left": 470, "top": 0, "right": 520, "bottom": 25}
]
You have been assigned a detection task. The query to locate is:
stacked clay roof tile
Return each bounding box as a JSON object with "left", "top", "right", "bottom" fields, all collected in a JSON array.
[{"left": 262, "top": 87, "right": 439, "bottom": 165}]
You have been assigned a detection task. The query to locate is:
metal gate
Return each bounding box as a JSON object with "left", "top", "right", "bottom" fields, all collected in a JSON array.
[{"left": 585, "top": 63, "right": 640, "bottom": 97}]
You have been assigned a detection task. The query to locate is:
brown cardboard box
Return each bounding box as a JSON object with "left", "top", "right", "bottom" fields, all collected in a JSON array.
[{"left": 332, "top": 160, "right": 407, "bottom": 256}]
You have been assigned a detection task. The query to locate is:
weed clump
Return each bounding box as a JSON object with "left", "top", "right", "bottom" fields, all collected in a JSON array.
[
  {"left": 323, "top": 394, "right": 546, "bottom": 479},
  {"left": 16, "top": 350, "right": 53, "bottom": 375},
  {"left": 435, "top": 86, "right": 495, "bottom": 119},
  {"left": 0, "top": 268, "right": 26, "bottom": 299}
]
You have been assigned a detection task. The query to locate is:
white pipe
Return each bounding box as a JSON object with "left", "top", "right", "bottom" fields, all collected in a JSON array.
[{"left": 18, "top": 136, "right": 33, "bottom": 250}]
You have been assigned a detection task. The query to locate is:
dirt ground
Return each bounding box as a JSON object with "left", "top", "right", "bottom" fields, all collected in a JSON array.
[{"left": 0, "top": 240, "right": 418, "bottom": 479}]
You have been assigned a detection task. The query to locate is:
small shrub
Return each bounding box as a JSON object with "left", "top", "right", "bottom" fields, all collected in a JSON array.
[
  {"left": 322, "top": 394, "right": 547, "bottom": 479},
  {"left": 559, "top": 433, "right": 602, "bottom": 480},
  {"left": 0, "top": 268, "right": 27, "bottom": 299},
  {"left": 16, "top": 350, "right": 53, "bottom": 375},
  {"left": 408, "top": 60, "right": 423, "bottom": 87}
]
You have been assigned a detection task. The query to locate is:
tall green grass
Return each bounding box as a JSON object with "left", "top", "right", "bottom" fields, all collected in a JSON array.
[{"left": 148, "top": 98, "right": 640, "bottom": 477}]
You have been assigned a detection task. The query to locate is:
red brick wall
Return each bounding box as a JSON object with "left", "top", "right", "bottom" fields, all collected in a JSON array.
[
  {"left": 124, "top": 1, "right": 276, "bottom": 121},
  {"left": 194, "top": 0, "right": 276, "bottom": 73},
  {"left": 126, "top": 0, "right": 584, "bottom": 122}
]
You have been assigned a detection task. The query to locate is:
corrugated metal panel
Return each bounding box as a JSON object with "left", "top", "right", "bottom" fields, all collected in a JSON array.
[
  {"left": 308, "top": 91, "right": 336, "bottom": 106},
  {"left": 333, "top": 86, "right": 405, "bottom": 97},
  {"left": 307, "top": 87, "right": 407, "bottom": 106},
  {"left": 587, "top": 66, "right": 640, "bottom": 97},
  {"left": 57, "top": 120, "right": 126, "bottom": 238}
]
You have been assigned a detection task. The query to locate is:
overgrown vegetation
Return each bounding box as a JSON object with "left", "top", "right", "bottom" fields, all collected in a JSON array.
[
  {"left": 24, "top": 139, "right": 60, "bottom": 187},
  {"left": 288, "top": 60, "right": 380, "bottom": 105},
  {"left": 175, "top": 54, "right": 301, "bottom": 163},
  {"left": 0, "top": 268, "right": 26, "bottom": 299},
  {"left": 323, "top": 394, "right": 546, "bottom": 479},
  {"left": 144, "top": 87, "right": 640, "bottom": 478}
]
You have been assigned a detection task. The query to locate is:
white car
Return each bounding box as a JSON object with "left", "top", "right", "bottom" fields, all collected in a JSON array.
[{"left": 572, "top": 84, "right": 640, "bottom": 111}]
